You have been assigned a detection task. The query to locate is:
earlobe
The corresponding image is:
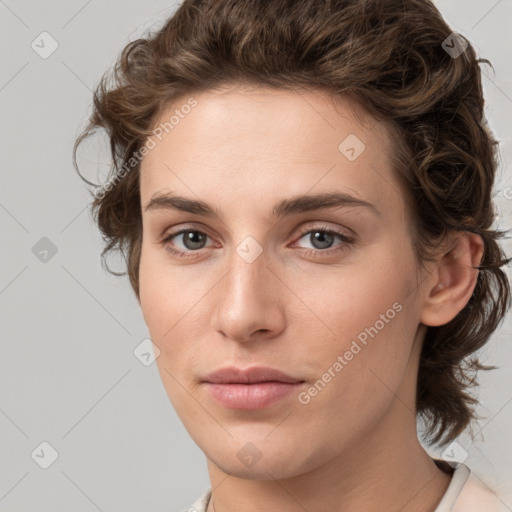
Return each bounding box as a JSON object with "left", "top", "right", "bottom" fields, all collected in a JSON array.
[{"left": 420, "top": 232, "right": 484, "bottom": 327}]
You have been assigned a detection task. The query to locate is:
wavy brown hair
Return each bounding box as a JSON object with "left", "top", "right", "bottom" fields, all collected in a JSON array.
[{"left": 73, "top": 0, "right": 511, "bottom": 446}]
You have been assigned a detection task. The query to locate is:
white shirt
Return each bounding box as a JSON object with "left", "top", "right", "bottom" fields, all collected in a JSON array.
[{"left": 179, "top": 462, "right": 508, "bottom": 512}]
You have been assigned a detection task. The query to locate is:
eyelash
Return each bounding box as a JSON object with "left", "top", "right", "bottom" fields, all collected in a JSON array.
[{"left": 161, "top": 224, "right": 355, "bottom": 260}]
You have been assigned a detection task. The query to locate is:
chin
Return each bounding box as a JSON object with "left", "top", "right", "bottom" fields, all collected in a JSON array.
[
  {"left": 202, "top": 435, "right": 326, "bottom": 481},
  {"left": 208, "top": 453, "right": 307, "bottom": 480}
]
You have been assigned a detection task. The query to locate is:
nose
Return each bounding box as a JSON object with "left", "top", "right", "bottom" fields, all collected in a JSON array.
[{"left": 210, "top": 245, "right": 286, "bottom": 343}]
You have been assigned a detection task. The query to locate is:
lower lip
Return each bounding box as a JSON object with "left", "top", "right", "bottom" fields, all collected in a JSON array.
[{"left": 204, "top": 382, "right": 303, "bottom": 410}]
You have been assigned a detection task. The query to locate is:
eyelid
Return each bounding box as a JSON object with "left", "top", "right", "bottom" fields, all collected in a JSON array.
[
  {"left": 161, "top": 221, "right": 356, "bottom": 258},
  {"left": 161, "top": 224, "right": 219, "bottom": 249},
  {"left": 293, "top": 222, "right": 355, "bottom": 241},
  {"left": 161, "top": 223, "right": 217, "bottom": 242},
  {"left": 161, "top": 222, "right": 353, "bottom": 243}
]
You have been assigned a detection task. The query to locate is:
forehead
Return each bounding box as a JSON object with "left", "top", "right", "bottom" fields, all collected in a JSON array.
[{"left": 139, "top": 86, "right": 403, "bottom": 218}]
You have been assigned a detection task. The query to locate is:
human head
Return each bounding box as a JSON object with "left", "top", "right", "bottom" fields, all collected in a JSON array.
[{"left": 74, "top": 0, "right": 510, "bottom": 450}]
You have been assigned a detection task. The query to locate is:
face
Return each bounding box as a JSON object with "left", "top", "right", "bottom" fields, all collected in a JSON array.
[{"left": 138, "top": 86, "right": 428, "bottom": 479}]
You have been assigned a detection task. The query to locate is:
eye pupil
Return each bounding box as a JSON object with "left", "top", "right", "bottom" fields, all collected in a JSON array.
[
  {"left": 311, "top": 230, "right": 334, "bottom": 249},
  {"left": 183, "top": 231, "right": 206, "bottom": 250}
]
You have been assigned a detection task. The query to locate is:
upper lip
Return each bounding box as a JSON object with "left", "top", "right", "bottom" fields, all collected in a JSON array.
[{"left": 203, "top": 366, "right": 304, "bottom": 384}]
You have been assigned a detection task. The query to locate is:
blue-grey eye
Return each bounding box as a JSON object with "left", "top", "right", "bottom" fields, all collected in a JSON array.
[
  {"left": 176, "top": 230, "right": 208, "bottom": 250},
  {"left": 308, "top": 230, "right": 336, "bottom": 250}
]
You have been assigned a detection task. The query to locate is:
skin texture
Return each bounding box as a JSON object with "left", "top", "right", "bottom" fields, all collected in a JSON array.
[{"left": 137, "top": 86, "right": 483, "bottom": 512}]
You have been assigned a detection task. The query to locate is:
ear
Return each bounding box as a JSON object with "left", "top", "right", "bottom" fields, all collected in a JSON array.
[{"left": 420, "top": 231, "right": 484, "bottom": 327}]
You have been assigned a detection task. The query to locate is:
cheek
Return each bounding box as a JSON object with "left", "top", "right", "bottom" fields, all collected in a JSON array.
[
  {"left": 298, "top": 247, "right": 415, "bottom": 348},
  {"left": 292, "top": 283, "right": 418, "bottom": 445},
  {"left": 138, "top": 245, "right": 183, "bottom": 349},
  {"left": 138, "top": 244, "right": 214, "bottom": 367},
  {"left": 294, "top": 242, "right": 419, "bottom": 399},
  {"left": 138, "top": 247, "right": 204, "bottom": 415},
  {"left": 138, "top": 244, "right": 190, "bottom": 328}
]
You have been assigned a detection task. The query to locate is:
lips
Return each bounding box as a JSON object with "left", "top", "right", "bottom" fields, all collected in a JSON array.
[
  {"left": 203, "top": 365, "right": 304, "bottom": 384},
  {"left": 202, "top": 366, "right": 305, "bottom": 410}
]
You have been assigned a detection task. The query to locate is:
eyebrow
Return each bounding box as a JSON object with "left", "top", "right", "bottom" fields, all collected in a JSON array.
[{"left": 144, "top": 191, "right": 380, "bottom": 219}]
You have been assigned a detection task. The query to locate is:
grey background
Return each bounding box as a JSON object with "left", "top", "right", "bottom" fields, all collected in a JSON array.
[{"left": 0, "top": 1, "right": 511, "bottom": 511}]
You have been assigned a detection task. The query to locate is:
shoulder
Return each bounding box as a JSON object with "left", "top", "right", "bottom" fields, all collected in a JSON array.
[
  {"left": 434, "top": 462, "right": 509, "bottom": 512},
  {"left": 452, "top": 470, "right": 510, "bottom": 512},
  {"left": 177, "top": 488, "right": 212, "bottom": 512},
  {"left": 179, "top": 471, "right": 510, "bottom": 512}
]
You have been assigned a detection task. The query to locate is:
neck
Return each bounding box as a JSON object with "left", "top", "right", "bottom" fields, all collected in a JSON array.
[
  {"left": 205, "top": 327, "right": 452, "bottom": 512},
  {"left": 206, "top": 412, "right": 451, "bottom": 512}
]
